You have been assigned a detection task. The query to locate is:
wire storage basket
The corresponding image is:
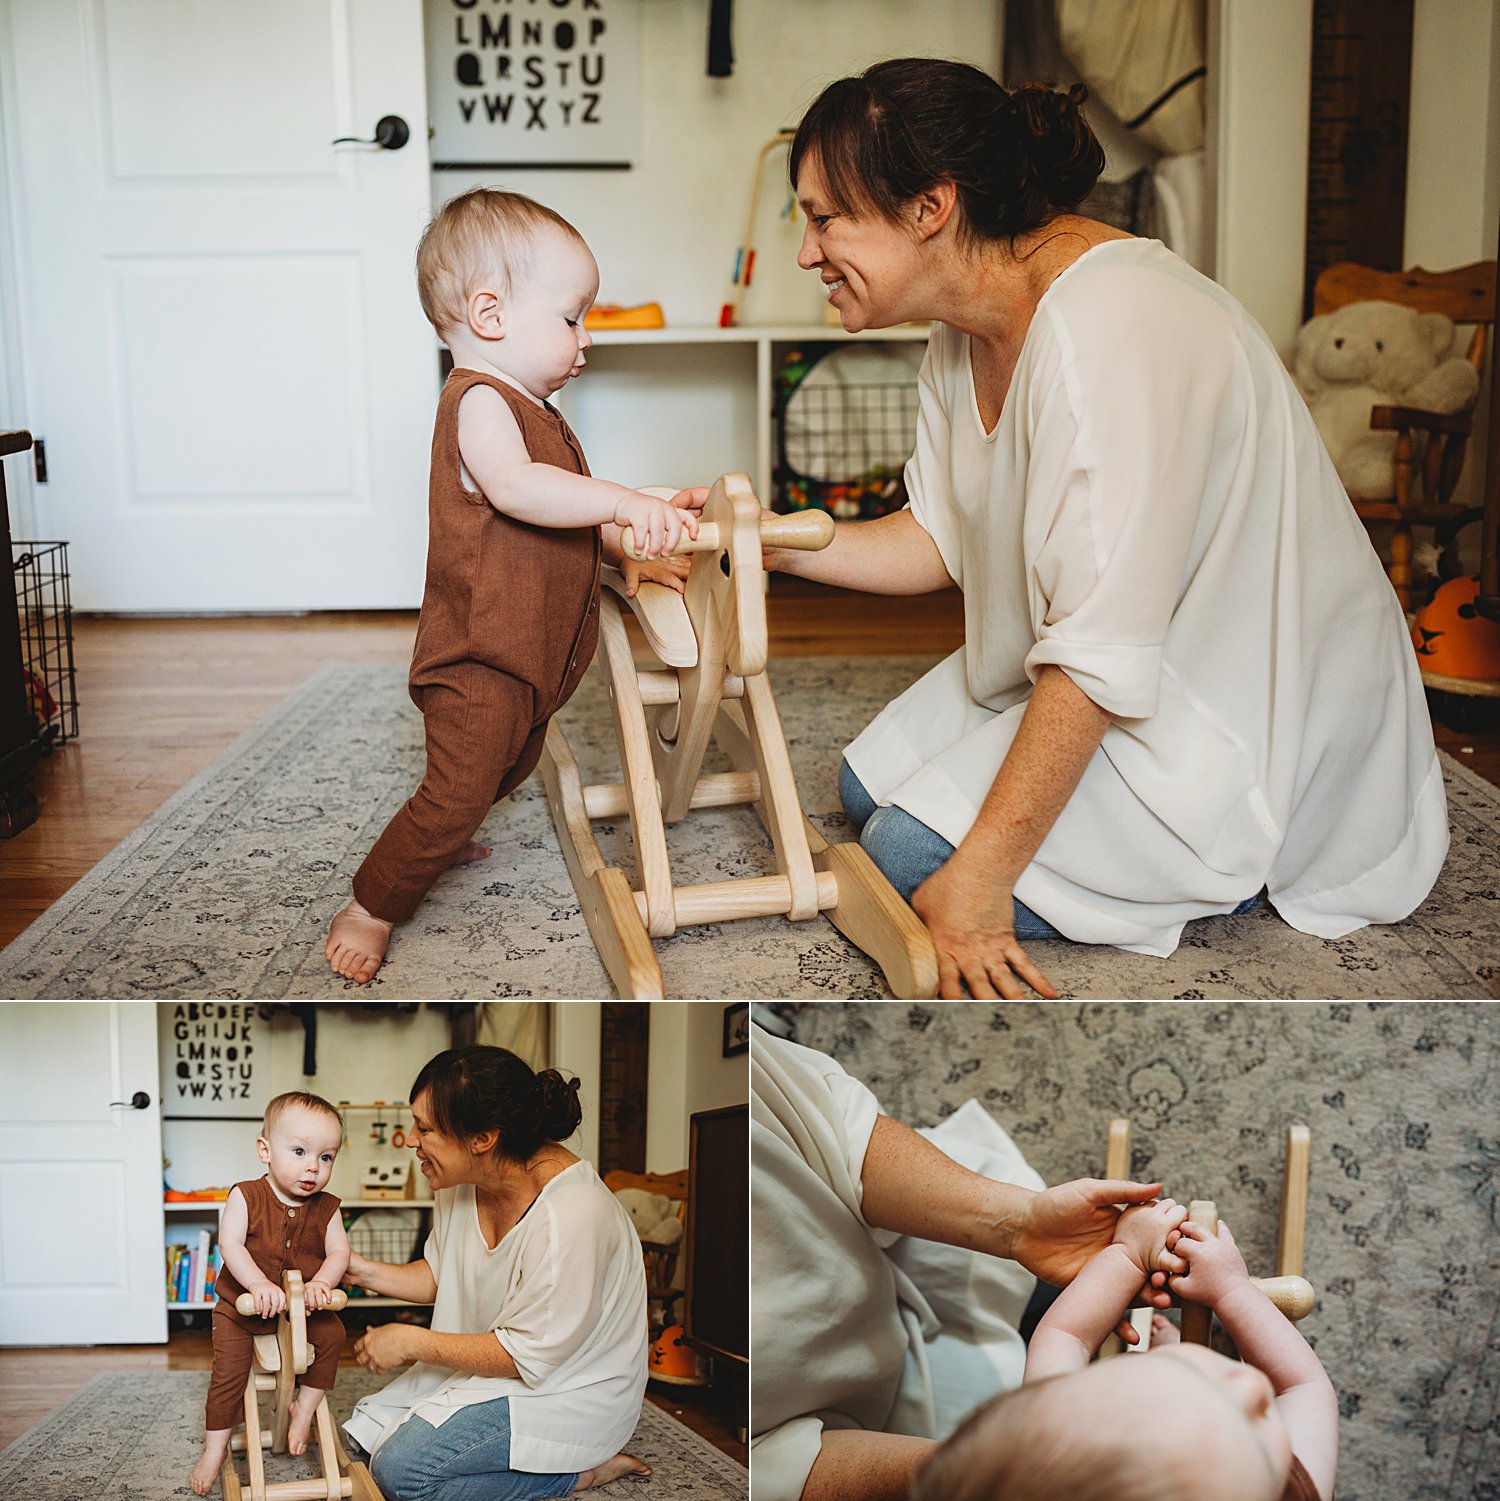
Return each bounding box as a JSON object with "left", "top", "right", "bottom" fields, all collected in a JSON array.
[
  {"left": 773, "top": 344, "right": 923, "bottom": 519},
  {"left": 11, "top": 540, "right": 77, "bottom": 747}
]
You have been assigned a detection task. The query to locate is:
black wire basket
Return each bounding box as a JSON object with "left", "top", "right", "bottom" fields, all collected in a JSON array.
[
  {"left": 772, "top": 348, "right": 921, "bottom": 519},
  {"left": 11, "top": 540, "right": 77, "bottom": 748}
]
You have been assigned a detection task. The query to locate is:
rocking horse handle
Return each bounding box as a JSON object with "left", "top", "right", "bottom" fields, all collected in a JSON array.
[
  {"left": 1248, "top": 1274, "right": 1316, "bottom": 1323},
  {"left": 234, "top": 1282, "right": 349, "bottom": 1316},
  {"left": 620, "top": 508, "right": 835, "bottom": 559}
]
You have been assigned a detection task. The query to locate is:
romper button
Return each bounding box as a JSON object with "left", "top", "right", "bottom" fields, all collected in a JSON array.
[
  {"left": 288, "top": 1209, "right": 295, "bottom": 1217},
  {"left": 286, "top": 1239, "right": 291, "bottom": 1248}
]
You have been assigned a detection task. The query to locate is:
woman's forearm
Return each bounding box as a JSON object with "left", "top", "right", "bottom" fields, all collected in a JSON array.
[
  {"left": 858, "top": 1114, "right": 1031, "bottom": 1254},
  {"left": 347, "top": 1253, "right": 438, "bottom": 1304},
  {"left": 403, "top": 1327, "right": 520, "bottom": 1379},
  {"left": 770, "top": 509, "right": 954, "bottom": 595},
  {"left": 959, "top": 664, "right": 1111, "bottom": 888},
  {"left": 802, "top": 1430, "right": 939, "bottom": 1501}
]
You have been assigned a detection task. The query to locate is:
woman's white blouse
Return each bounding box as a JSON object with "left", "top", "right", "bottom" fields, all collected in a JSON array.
[
  {"left": 846, "top": 238, "right": 1447, "bottom": 954},
  {"left": 343, "top": 1161, "right": 647, "bottom": 1474}
]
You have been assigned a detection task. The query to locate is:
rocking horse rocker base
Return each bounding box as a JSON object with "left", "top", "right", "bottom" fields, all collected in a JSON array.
[
  {"left": 541, "top": 473, "right": 939, "bottom": 1000},
  {"left": 219, "top": 1271, "right": 383, "bottom": 1501}
]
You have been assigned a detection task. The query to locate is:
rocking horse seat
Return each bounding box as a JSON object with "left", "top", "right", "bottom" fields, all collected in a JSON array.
[{"left": 602, "top": 567, "right": 698, "bottom": 669}]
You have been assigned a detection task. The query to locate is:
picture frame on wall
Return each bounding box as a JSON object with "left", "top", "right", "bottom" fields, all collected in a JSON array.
[
  {"left": 423, "top": 0, "right": 642, "bottom": 170},
  {"left": 722, "top": 1002, "right": 749, "bottom": 1058}
]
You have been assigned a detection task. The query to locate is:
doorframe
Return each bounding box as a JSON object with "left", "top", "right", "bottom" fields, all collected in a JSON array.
[{"left": 0, "top": 1, "right": 38, "bottom": 539}]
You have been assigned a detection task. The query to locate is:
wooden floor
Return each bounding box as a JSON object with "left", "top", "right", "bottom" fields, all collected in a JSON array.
[
  {"left": 0, "top": 1327, "right": 746, "bottom": 1465},
  {"left": 1, "top": 579, "right": 1496, "bottom": 950}
]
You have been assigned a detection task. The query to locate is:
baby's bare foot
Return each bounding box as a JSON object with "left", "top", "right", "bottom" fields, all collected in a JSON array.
[
  {"left": 189, "top": 1430, "right": 231, "bottom": 1496},
  {"left": 286, "top": 1386, "right": 325, "bottom": 1456},
  {"left": 452, "top": 841, "right": 492, "bottom": 865},
  {"left": 1151, "top": 1312, "right": 1181, "bottom": 1344},
  {"left": 326, "top": 898, "right": 392, "bottom": 986},
  {"left": 575, "top": 1453, "right": 652, "bottom": 1490}
]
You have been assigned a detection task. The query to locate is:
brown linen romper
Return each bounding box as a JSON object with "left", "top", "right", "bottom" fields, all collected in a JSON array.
[
  {"left": 353, "top": 369, "right": 601, "bottom": 924},
  {"left": 205, "top": 1177, "right": 345, "bottom": 1429},
  {"left": 1280, "top": 1456, "right": 1323, "bottom": 1501}
]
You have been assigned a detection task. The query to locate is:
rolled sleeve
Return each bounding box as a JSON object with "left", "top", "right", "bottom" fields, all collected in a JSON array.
[{"left": 1021, "top": 300, "right": 1227, "bottom": 719}]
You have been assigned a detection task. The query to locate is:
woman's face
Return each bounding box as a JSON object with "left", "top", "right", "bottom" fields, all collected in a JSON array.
[
  {"left": 405, "top": 1089, "right": 479, "bottom": 1190},
  {"left": 794, "top": 149, "right": 926, "bottom": 332}
]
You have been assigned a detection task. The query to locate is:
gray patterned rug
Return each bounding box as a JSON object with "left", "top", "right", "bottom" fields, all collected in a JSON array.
[
  {"left": 0, "top": 661, "right": 1496, "bottom": 999},
  {"left": 767, "top": 1001, "right": 1500, "bottom": 1501},
  {"left": 0, "top": 1369, "right": 745, "bottom": 1500}
]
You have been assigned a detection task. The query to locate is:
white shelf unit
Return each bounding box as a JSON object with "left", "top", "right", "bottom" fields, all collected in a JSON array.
[
  {"left": 161, "top": 1197, "right": 433, "bottom": 1313},
  {"left": 555, "top": 322, "right": 931, "bottom": 503}
]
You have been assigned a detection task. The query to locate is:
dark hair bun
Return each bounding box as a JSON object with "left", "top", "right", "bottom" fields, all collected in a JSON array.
[
  {"left": 536, "top": 1068, "right": 583, "bottom": 1143},
  {"left": 1008, "top": 82, "right": 1105, "bottom": 210}
]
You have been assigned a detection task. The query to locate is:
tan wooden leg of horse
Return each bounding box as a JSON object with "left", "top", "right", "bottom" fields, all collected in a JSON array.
[
  {"left": 541, "top": 473, "right": 939, "bottom": 998},
  {"left": 218, "top": 1271, "right": 373, "bottom": 1501}
]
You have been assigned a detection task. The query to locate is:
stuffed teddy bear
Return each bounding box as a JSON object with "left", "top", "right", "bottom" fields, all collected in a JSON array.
[
  {"left": 613, "top": 1186, "right": 683, "bottom": 1247},
  {"left": 1293, "top": 299, "right": 1480, "bottom": 499}
]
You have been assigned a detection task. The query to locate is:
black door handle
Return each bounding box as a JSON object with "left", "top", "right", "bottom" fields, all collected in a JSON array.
[
  {"left": 109, "top": 1091, "right": 151, "bottom": 1110},
  {"left": 332, "top": 115, "right": 410, "bottom": 151}
]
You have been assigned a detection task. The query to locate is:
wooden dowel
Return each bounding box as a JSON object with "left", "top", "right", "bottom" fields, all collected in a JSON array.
[
  {"left": 621, "top": 508, "right": 835, "bottom": 559},
  {"left": 631, "top": 870, "right": 839, "bottom": 926},
  {"left": 236, "top": 1287, "right": 348, "bottom": 1317},
  {"left": 583, "top": 770, "right": 761, "bottom": 820},
  {"left": 1277, "top": 1124, "right": 1311, "bottom": 1278},
  {"left": 636, "top": 670, "right": 679, "bottom": 706},
  {"left": 1180, "top": 1200, "right": 1217, "bottom": 1345},
  {"left": 252, "top": 1481, "right": 352, "bottom": 1501},
  {"left": 1249, "top": 1274, "right": 1316, "bottom": 1323}
]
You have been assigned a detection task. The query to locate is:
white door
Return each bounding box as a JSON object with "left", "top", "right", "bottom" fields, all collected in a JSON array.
[
  {"left": 2, "top": 0, "right": 436, "bottom": 610},
  {"left": 0, "top": 1001, "right": 166, "bottom": 1344}
]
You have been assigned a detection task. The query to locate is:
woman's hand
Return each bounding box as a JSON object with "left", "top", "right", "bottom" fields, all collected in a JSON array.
[
  {"left": 911, "top": 849, "right": 1057, "bottom": 999},
  {"left": 354, "top": 1322, "right": 419, "bottom": 1375},
  {"left": 1007, "top": 1178, "right": 1174, "bottom": 1303}
]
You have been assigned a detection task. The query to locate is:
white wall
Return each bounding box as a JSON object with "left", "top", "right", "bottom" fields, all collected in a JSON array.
[
  {"left": 159, "top": 1003, "right": 452, "bottom": 1203},
  {"left": 552, "top": 1000, "right": 602, "bottom": 1167},
  {"left": 645, "top": 1002, "right": 748, "bottom": 1173},
  {"left": 428, "top": 0, "right": 999, "bottom": 329},
  {"left": 0, "top": 22, "right": 36, "bottom": 536}
]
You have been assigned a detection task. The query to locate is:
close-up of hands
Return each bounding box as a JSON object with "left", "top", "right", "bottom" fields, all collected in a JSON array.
[
  {"left": 1165, "top": 1218, "right": 1253, "bottom": 1306},
  {"left": 1112, "top": 1197, "right": 1190, "bottom": 1277}
]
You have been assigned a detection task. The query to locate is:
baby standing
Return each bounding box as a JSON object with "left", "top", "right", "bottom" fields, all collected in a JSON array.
[
  {"left": 189, "top": 1092, "right": 352, "bottom": 1496},
  {"left": 326, "top": 188, "right": 703, "bottom": 985}
]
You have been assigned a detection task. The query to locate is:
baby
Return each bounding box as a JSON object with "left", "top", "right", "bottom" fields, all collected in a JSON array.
[
  {"left": 189, "top": 1092, "right": 351, "bottom": 1496},
  {"left": 912, "top": 1200, "right": 1339, "bottom": 1501},
  {"left": 326, "top": 187, "right": 703, "bottom": 985}
]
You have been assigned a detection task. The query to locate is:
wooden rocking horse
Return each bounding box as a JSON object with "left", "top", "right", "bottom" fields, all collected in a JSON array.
[
  {"left": 540, "top": 471, "right": 939, "bottom": 999},
  {"left": 221, "top": 1270, "right": 382, "bottom": 1501},
  {"left": 1100, "top": 1119, "right": 1316, "bottom": 1357}
]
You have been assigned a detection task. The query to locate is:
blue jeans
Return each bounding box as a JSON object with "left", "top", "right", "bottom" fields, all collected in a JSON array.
[
  {"left": 838, "top": 760, "right": 1260, "bottom": 940},
  {"left": 370, "top": 1399, "right": 578, "bottom": 1501}
]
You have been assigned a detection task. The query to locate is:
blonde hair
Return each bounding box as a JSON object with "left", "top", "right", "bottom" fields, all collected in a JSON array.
[
  {"left": 911, "top": 1380, "right": 1167, "bottom": 1501},
  {"left": 261, "top": 1091, "right": 344, "bottom": 1139},
  {"left": 415, "top": 187, "right": 586, "bottom": 334}
]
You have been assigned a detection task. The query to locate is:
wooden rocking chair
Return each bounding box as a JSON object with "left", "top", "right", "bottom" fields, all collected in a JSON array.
[
  {"left": 221, "top": 1270, "right": 382, "bottom": 1501},
  {"left": 1099, "top": 1119, "right": 1316, "bottom": 1357},
  {"left": 540, "top": 472, "right": 939, "bottom": 999}
]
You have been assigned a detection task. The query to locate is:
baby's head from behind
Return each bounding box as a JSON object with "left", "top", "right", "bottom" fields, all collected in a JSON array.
[
  {"left": 258, "top": 1091, "right": 344, "bottom": 1201},
  {"left": 912, "top": 1344, "right": 1291, "bottom": 1501},
  {"left": 416, "top": 188, "right": 598, "bottom": 398}
]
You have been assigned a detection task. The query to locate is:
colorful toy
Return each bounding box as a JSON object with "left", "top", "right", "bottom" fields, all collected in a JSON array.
[{"left": 720, "top": 131, "right": 796, "bottom": 327}]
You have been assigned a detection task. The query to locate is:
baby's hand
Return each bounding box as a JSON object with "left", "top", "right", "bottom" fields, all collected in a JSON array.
[
  {"left": 1169, "top": 1219, "right": 1253, "bottom": 1308},
  {"left": 614, "top": 493, "right": 700, "bottom": 559},
  {"left": 248, "top": 1280, "right": 286, "bottom": 1319},
  {"left": 622, "top": 553, "right": 692, "bottom": 597},
  {"left": 1112, "top": 1197, "right": 1189, "bottom": 1276},
  {"left": 303, "top": 1280, "right": 334, "bottom": 1312}
]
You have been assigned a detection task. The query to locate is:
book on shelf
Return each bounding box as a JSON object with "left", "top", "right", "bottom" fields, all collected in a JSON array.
[{"left": 166, "top": 1233, "right": 222, "bottom": 1306}]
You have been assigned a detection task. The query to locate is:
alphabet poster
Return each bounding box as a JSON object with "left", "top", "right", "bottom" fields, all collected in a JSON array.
[
  {"left": 425, "top": 0, "right": 642, "bottom": 168},
  {"left": 163, "top": 1003, "right": 257, "bottom": 1112}
]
